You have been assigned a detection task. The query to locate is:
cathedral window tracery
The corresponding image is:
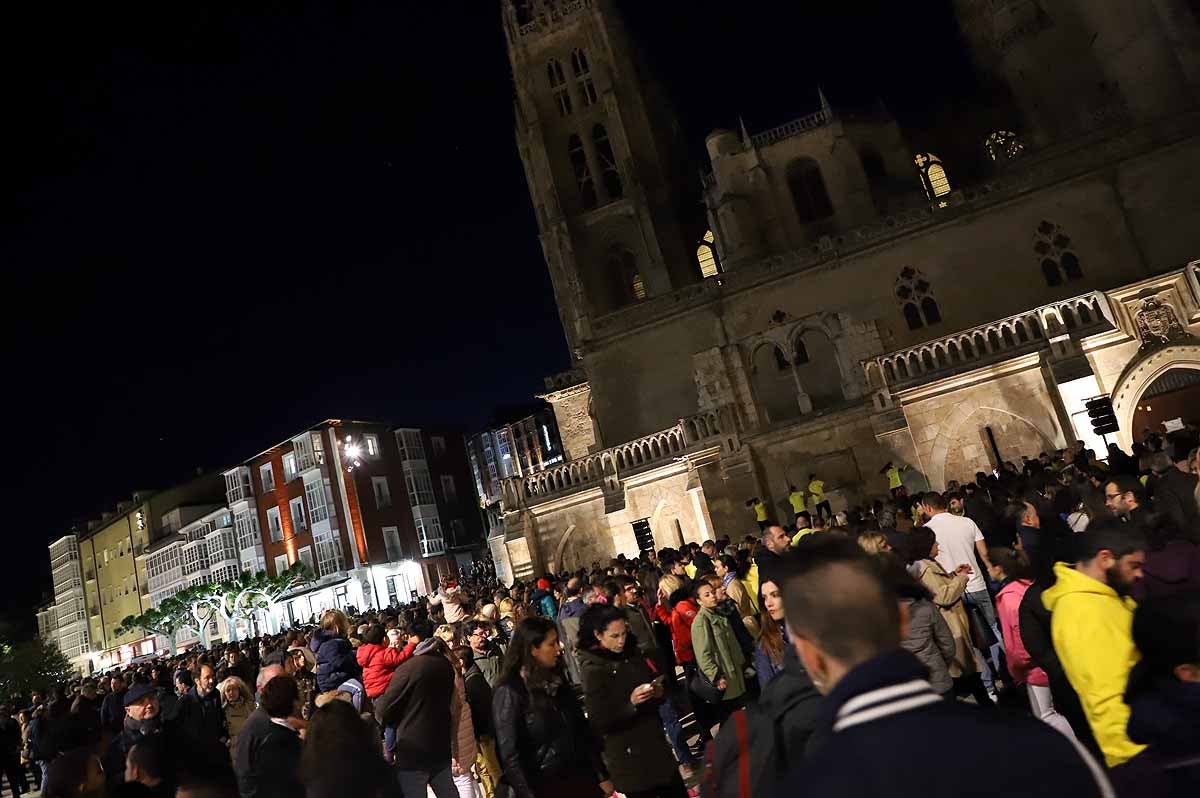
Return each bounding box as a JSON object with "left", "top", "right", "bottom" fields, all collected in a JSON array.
[
  {"left": 896, "top": 267, "right": 941, "bottom": 330},
  {"left": 1033, "top": 221, "right": 1082, "bottom": 286}
]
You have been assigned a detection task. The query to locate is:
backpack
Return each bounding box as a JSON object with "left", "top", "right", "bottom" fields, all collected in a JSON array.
[{"left": 701, "top": 703, "right": 787, "bottom": 798}]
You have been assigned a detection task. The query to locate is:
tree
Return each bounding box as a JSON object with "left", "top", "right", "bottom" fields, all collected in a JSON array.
[
  {"left": 232, "top": 563, "right": 314, "bottom": 635},
  {"left": 116, "top": 593, "right": 198, "bottom": 655},
  {"left": 0, "top": 638, "right": 75, "bottom": 703}
]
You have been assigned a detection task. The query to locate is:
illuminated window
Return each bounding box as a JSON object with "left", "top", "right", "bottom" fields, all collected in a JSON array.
[
  {"left": 895, "top": 267, "right": 941, "bottom": 330},
  {"left": 985, "top": 130, "right": 1025, "bottom": 162},
  {"left": 593, "top": 124, "right": 623, "bottom": 200},
  {"left": 786, "top": 158, "right": 834, "bottom": 223},
  {"left": 568, "top": 134, "right": 596, "bottom": 210},
  {"left": 632, "top": 272, "right": 646, "bottom": 301},
  {"left": 547, "top": 58, "right": 571, "bottom": 117},
  {"left": 571, "top": 48, "right": 597, "bottom": 106},
  {"left": 697, "top": 230, "right": 720, "bottom": 278},
  {"left": 1033, "top": 221, "right": 1083, "bottom": 286},
  {"left": 915, "top": 153, "right": 951, "bottom": 200}
]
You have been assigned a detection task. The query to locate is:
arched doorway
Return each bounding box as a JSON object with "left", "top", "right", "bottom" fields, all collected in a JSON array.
[
  {"left": 1110, "top": 344, "right": 1200, "bottom": 449},
  {"left": 1130, "top": 368, "right": 1200, "bottom": 441},
  {"left": 750, "top": 343, "right": 801, "bottom": 425},
  {"left": 793, "top": 328, "right": 845, "bottom": 410}
]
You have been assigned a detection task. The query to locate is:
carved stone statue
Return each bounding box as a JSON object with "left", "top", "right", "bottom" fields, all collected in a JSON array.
[{"left": 1135, "top": 297, "right": 1192, "bottom": 351}]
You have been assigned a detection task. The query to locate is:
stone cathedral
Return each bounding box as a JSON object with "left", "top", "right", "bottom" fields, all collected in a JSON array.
[{"left": 488, "top": 0, "right": 1200, "bottom": 582}]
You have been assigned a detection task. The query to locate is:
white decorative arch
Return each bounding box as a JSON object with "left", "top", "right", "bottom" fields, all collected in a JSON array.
[
  {"left": 1109, "top": 343, "right": 1200, "bottom": 450},
  {"left": 551, "top": 523, "right": 578, "bottom": 574}
]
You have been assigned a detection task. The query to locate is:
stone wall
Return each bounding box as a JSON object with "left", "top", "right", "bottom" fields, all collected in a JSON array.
[{"left": 543, "top": 381, "right": 598, "bottom": 459}]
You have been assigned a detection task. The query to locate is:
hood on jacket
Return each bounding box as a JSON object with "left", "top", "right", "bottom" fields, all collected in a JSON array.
[
  {"left": 667, "top": 586, "right": 693, "bottom": 610},
  {"left": 1041, "top": 562, "right": 1129, "bottom": 612},
  {"left": 559, "top": 597, "right": 588, "bottom": 619},
  {"left": 529, "top": 588, "right": 552, "bottom": 602},
  {"left": 356, "top": 642, "right": 389, "bottom": 668},
  {"left": 310, "top": 628, "right": 341, "bottom": 652}
]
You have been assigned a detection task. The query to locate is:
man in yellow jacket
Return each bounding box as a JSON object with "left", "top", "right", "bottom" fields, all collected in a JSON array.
[{"left": 1042, "top": 522, "right": 1148, "bottom": 773}]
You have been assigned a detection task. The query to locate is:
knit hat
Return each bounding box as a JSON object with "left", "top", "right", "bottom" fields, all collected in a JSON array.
[{"left": 536, "top": 578, "right": 551, "bottom": 590}]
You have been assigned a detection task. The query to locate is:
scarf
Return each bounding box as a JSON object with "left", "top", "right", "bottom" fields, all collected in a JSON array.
[
  {"left": 721, "top": 571, "right": 736, "bottom": 590},
  {"left": 124, "top": 714, "right": 162, "bottom": 737}
]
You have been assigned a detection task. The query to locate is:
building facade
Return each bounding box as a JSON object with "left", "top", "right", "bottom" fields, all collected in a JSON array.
[
  {"left": 46, "top": 535, "right": 90, "bottom": 674},
  {"left": 467, "top": 404, "right": 565, "bottom": 583},
  {"left": 76, "top": 474, "right": 224, "bottom": 670},
  {"left": 237, "top": 420, "right": 482, "bottom": 625},
  {"left": 490, "top": 0, "right": 1200, "bottom": 579}
]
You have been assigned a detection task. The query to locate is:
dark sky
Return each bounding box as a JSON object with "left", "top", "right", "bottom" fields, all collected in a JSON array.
[{"left": 1, "top": 0, "right": 979, "bottom": 631}]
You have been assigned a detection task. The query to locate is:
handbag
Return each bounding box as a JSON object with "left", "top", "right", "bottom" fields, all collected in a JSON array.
[{"left": 691, "top": 665, "right": 725, "bottom": 705}]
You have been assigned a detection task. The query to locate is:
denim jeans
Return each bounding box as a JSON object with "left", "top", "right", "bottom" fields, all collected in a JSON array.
[
  {"left": 395, "top": 765, "right": 457, "bottom": 798},
  {"left": 658, "top": 696, "right": 693, "bottom": 766},
  {"left": 965, "top": 589, "right": 1005, "bottom": 682}
]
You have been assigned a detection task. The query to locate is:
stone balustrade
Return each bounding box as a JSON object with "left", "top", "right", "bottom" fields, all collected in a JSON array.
[
  {"left": 501, "top": 404, "right": 738, "bottom": 510},
  {"left": 750, "top": 109, "right": 831, "bottom": 148},
  {"left": 864, "top": 291, "right": 1112, "bottom": 391}
]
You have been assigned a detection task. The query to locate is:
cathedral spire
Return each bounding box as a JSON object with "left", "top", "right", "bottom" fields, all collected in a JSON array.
[
  {"left": 818, "top": 86, "right": 833, "bottom": 117},
  {"left": 739, "top": 115, "right": 753, "bottom": 150}
]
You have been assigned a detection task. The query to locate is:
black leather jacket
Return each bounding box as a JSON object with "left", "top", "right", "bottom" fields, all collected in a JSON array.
[{"left": 492, "top": 674, "right": 605, "bottom": 798}]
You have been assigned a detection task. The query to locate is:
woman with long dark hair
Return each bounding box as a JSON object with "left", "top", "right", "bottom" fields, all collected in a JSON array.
[
  {"left": 575, "top": 604, "right": 688, "bottom": 798},
  {"left": 300, "top": 700, "right": 390, "bottom": 798},
  {"left": 752, "top": 579, "right": 788, "bottom": 690},
  {"left": 492, "top": 617, "right": 610, "bottom": 798}
]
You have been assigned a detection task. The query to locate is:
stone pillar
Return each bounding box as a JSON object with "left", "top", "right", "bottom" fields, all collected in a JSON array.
[{"left": 541, "top": 377, "right": 598, "bottom": 459}]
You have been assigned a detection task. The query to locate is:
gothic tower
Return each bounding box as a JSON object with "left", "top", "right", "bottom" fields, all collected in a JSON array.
[
  {"left": 501, "top": 0, "right": 703, "bottom": 360},
  {"left": 954, "top": 1, "right": 1200, "bottom": 146}
]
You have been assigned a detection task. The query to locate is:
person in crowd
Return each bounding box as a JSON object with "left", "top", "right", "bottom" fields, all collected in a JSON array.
[
  {"left": 239, "top": 675, "right": 303, "bottom": 798},
  {"left": 1125, "top": 592, "right": 1200, "bottom": 795},
  {"left": 713, "top": 554, "right": 759, "bottom": 640},
  {"left": 456, "top": 646, "right": 501, "bottom": 798},
  {"left": 919, "top": 491, "right": 999, "bottom": 638},
  {"left": 1041, "top": 521, "right": 1149, "bottom": 782},
  {"left": 357, "top": 623, "right": 418, "bottom": 700},
  {"left": 224, "top": 648, "right": 255, "bottom": 688},
  {"left": 757, "top": 523, "right": 792, "bottom": 589},
  {"left": 808, "top": 474, "right": 831, "bottom": 522},
  {"left": 769, "top": 536, "right": 1113, "bottom": 798},
  {"left": 701, "top": 574, "right": 756, "bottom": 664},
  {"left": 69, "top": 682, "right": 101, "bottom": 742},
  {"left": 465, "top": 619, "right": 505, "bottom": 688},
  {"left": 1132, "top": 513, "right": 1200, "bottom": 600},
  {"left": 748, "top": 497, "right": 769, "bottom": 531},
  {"left": 174, "top": 664, "right": 227, "bottom": 746},
  {"left": 0, "top": 704, "right": 27, "bottom": 797},
  {"left": 43, "top": 746, "right": 105, "bottom": 798},
  {"left": 692, "top": 540, "right": 718, "bottom": 577},
  {"left": 788, "top": 484, "right": 807, "bottom": 523},
  {"left": 893, "top": 566, "right": 956, "bottom": 699},
  {"left": 558, "top": 576, "right": 590, "bottom": 685},
  {"left": 856, "top": 531, "right": 892, "bottom": 557},
  {"left": 901, "top": 526, "right": 992, "bottom": 705},
  {"left": 575, "top": 604, "right": 687, "bottom": 798},
  {"left": 281, "top": 647, "right": 318, "bottom": 719},
  {"left": 309, "top": 609, "right": 362, "bottom": 694},
  {"left": 124, "top": 734, "right": 173, "bottom": 798},
  {"left": 441, "top": 639, "right": 479, "bottom": 798},
  {"left": 434, "top": 624, "right": 457, "bottom": 646},
  {"left": 530, "top": 578, "right": 558, "bottom": 618},
  {"left": 429, "top": 577, "right": 469, "bottom": 626},
  {"left": 101, "top": 674, "right": 129, "bottom": 735},
  {"left": 300, "top": 700, "right": 390, "bottom": 798},
  {"left": 790, "top": 512, "right": 814, "bottom": 546},
  {"left": 753, "top": 579, "right": 790, "bottom": 690},
  {"left": 988, "top": 546, "right": 1075, "bottom": 737},
  {"left": 1105, "top": 474, "right": 1154, "bottom": 531},
  {"left": 1149, "top": 441, "right": 1199, "bottom": 534},
  {"left": 374, "top": 637, "right": 457, "bottom": 798},
  {"left": 217, "top": 676, "right": 254, "bottom": 752},
  {"left": 17, "top": 708, "right": 37, "bottom": 792},
  {"left": 492, "top": 617, "right": 610, "bottom": 798},
  {"left": 104, "top": 682, "right": 173, "bottom": 793},
  {"left": 691, "top": 579, "right": 747, "bottom": 729}
]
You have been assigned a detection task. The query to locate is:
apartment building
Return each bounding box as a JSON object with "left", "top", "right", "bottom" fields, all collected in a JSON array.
[
  {"left": 466, "top": 404, "right": 564, "bottom": 582},
  {"left": 238, "top": 419, "right": 482, "bottom": 625},
  {"left": 44, "top": 535, "right": 90, "bottom": 674},
  {"left": 77, "top": 474, "right": 224, "bottom": 670}
]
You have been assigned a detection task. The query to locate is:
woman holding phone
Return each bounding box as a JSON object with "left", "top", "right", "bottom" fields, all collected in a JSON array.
[{"left": 577, "top": 603, "right": 690, "bottom": 798}]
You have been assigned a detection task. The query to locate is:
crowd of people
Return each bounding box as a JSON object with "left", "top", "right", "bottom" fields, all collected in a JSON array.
[{"left": 2, "top": 430, "right": 1199, "bottom": 798}]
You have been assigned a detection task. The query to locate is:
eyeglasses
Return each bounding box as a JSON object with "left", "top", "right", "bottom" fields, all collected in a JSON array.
[{"left": 1104, "top": 493, "right": 1122, "bottom": 500}]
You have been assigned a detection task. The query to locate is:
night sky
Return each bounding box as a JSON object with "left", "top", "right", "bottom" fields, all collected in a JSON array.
[{"left": 2, "top": 0, "right": 980, "bottom": 632}]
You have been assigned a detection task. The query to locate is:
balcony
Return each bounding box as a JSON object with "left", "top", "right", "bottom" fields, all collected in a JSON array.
[
  {"left": 863, "top": 291, "right": 1113, "bottom": 393},
  {"left": 502, "top": 406, "right": 737, "bottom": 509}
]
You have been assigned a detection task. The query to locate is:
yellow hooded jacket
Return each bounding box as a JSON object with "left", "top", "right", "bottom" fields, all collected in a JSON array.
[{"left": 1042, "top": 562, "right": 1146, "bottom": 768}]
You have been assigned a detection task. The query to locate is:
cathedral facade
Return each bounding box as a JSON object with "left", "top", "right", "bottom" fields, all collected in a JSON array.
[{"left": 490, "top": 0, "right": 1200, "bottom": 581}]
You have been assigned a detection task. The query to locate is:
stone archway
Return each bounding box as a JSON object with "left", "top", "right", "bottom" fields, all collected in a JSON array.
[
  {"left": 551, "top": 524, "right": 577, "bottom": 573},
  {"left": 929, "top": 406, "right": 1059, "bottom": 489},
  {"left": 1110, "top": 343, "right": 1200, "bottom": 449}
]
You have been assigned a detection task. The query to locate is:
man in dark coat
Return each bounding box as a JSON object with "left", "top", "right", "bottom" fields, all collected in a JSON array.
[
  {"left": 235, "top": 675, "right": 302, "bottom": 798},
  {"left": 99, "top": 674, "right": 128, "bottom": 735},
  {"left": 174, "top": 664, "right": 227, "bottom": 746},
  {"left": 754, "top": 523, "right": 792, "bottom": 590},
  {"left": 104, "top": 683, "right": 178, "bottom": 793},
  {"left": 374, "top": 639, "right": 457, "bottom": 798},
  {"left": 0, "top": 704, "right": 27, "bottom": 797},
  {"left": 768, "top": 536, "right": 1113, "bottom": 798}
]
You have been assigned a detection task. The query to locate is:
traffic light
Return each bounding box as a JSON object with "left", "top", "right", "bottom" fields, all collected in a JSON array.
[{"left": 1086, "top": 396, "right": 1119, "bottom": 435}]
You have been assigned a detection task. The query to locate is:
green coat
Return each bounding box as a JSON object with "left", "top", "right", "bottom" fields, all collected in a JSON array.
[{"left": 691, "top": 605, "right": 746, "bottom": 701}]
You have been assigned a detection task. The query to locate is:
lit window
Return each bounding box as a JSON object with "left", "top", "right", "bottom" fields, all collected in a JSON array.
[
  {"left": 283, "top": 453, "right": 297, "bottom": 481},
  {"left": 985, "top": 130, "right": 1025, "bottom": 162},
  {"left": 914, "top": 153, "right": 951, "bottom": 200},
  {"left": 363, "top": 433, "right": 380, "bottom": 457},
  {"left": 632, "top": 272, "right": 646, "bottom": 301},
  {"left": 697, "top": 230, "right": 720, "bottom": 278},
  {"left": 568, "top": 134, "right": 597, "bottom": 210}
]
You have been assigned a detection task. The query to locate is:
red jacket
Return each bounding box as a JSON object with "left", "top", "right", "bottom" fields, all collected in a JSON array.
[
  {"left": 655, "top": 597, "right": 699, "bottom": 664},
  {"left": 357, "top": 641, "right": 417, "bottom": 698}
]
